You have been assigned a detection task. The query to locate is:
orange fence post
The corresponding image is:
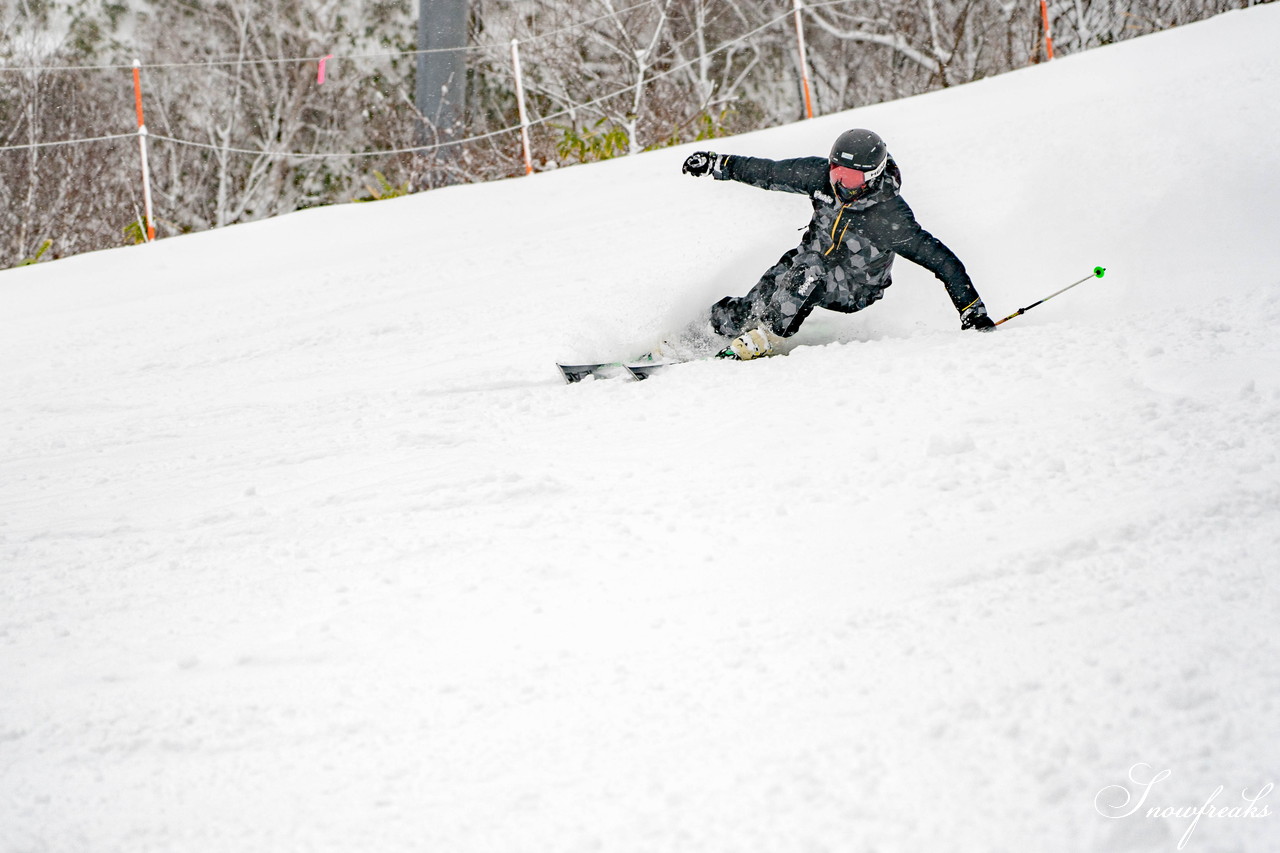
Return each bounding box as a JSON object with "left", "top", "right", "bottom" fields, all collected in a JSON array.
[
  {"left": 1040, "top": 0, "right": 1056, "bottom": 61},
  {"left": 131, "top": 59, "right": 156, "bottom": 242}
]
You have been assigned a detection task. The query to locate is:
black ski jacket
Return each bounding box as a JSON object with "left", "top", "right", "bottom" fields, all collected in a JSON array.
[{"left": 717, "top": 154, "right": 981, "bottom": 314}]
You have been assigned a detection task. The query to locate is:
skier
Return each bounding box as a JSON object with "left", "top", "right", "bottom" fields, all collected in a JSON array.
[{"left": 680, "top": 128, "right": 995, "bottom": 360}]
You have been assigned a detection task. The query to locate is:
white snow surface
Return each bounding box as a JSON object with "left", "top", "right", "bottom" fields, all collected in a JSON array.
[{"left": 4, "top": 8, "right": 1280, "bottom": 852}]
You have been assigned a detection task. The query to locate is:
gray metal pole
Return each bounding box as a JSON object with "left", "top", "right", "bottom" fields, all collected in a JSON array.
[{"left": 416, "top": 0, "right": 468, "bottom": 156}]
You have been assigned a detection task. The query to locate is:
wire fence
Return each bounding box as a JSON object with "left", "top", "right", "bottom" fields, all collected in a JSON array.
[
  {"left": 0, "top": 4, "right": 801, "bottom": 160},
  {"left": 0, "top": 0, "right": 1265, "bottom": 266},
  {"left": 0, "top": 1, "right": 815, "bottom": 156}
]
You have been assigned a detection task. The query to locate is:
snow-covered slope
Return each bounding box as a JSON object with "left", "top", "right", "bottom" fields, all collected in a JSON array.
[{"left": 3, "top": 7, "right": 1280, "bottom": 852}]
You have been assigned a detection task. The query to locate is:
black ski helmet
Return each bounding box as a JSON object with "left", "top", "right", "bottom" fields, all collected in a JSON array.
[
  {"left": 829, "top": 128, "right": 888, "bottom": 171},
  {"left": 828, "top": 129, "right": 889, "bottom": 201}
]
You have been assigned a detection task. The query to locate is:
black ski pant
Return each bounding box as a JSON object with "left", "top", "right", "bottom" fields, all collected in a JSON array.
[{"left": 709, "top": 252, "right": 832, "bottom": 339}]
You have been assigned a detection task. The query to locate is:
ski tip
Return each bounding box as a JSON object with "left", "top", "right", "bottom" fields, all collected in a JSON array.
[
  {"left": 556, "top": 363, "right": 598, "bottom": 384},
  {"left": 624, "top": 363, "right": 664, "bottom": 381}
]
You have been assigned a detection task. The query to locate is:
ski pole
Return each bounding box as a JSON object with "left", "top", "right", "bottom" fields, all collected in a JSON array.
[{"left": 994, "top": 266, "right": 1106, "bottom": 326}]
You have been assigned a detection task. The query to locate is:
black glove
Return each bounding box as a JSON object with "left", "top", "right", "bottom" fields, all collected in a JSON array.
[
  {"left": 960, "top": 302, "right": 997, "bottom": 332},
  {"left": 682, "top": 151, "right": 722, "bottom": 178}
]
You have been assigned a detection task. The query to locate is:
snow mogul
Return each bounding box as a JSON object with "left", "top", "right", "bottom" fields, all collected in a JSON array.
[{"left": 680, "top": 128, "right": 995, "bottom": 360}]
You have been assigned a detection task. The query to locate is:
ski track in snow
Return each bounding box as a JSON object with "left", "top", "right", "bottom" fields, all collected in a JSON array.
[{"left": 3, "top": 7, "right": 1280, "bottom": 853}]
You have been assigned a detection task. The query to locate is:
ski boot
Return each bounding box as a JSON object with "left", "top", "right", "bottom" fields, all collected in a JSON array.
[{"left": 718, "top": 326, "right": 783, "bottom": 360}]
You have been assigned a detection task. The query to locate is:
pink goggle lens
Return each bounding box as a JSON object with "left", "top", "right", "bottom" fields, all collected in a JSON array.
[{"left": 829, "top": 164, "right": 868, "bottom": 190}]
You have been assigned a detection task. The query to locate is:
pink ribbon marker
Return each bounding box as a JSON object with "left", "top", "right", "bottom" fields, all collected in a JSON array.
[{"left": 317, "top": 54, "right": 334, "bottom": 85}]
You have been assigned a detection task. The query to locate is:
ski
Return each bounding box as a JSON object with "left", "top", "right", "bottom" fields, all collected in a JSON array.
[
  {"left": 558, "top": 336, "right": 753, "bottom": 384},
  {"left": 558, "top": 343, "right": 752, "bottom": 384},
  {"left": 556, "top": 360, "right": 675, "bottom": 384}
]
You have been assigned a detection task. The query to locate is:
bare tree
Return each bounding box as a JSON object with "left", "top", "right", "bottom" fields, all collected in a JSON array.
[{"left": 0, "top": 0, "right": 136, "bottom": 266}]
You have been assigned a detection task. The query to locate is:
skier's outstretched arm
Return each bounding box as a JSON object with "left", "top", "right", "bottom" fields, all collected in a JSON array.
[
  {"left": 682, "top": 151, "right": 827, "bottom": 195},
  {"left": 875, "top": 197, "right": 995, "bottom": 331}
]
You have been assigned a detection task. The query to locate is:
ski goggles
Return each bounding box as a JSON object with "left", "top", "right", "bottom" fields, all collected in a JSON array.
[{"left": 829, "top": 157, "right": 887, "bottom": 191}]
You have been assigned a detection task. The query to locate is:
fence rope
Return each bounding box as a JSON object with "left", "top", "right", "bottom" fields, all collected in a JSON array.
[{"left": 0, "top": 131, "right": 136, "bottom": 152}]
